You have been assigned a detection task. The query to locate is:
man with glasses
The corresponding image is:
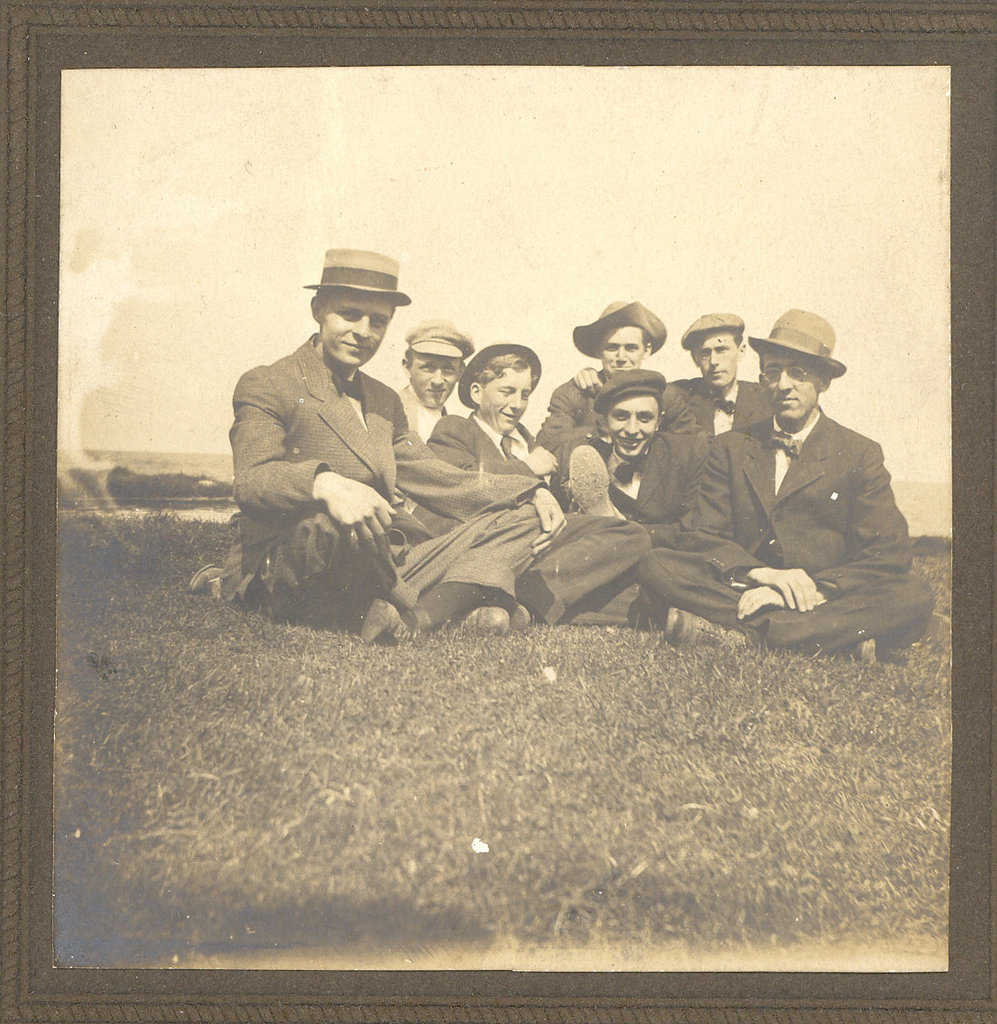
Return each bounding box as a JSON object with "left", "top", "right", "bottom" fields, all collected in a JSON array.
[{"left": 638, "top": 309, "right": 935, "bottom": 661}]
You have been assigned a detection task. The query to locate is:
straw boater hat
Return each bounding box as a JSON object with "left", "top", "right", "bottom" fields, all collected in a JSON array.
[
  {"left": 593, "top": 369, "right": 668, "bottom": 415},
  {"left": 748, "top": 309, "right": 846, "bottom": 379},
  {"left": 404, "top": 320, "right": 475, "bottom": 360},
  {"left": 458, "top": 343, "right": 542, "bottom": 409},
  {"left": 572, "top": 301, "right": 668, "bottom": 359},
  {"left": 305, "top": 248, "right": 411, "bottom": 306},
  {"left": 680, "top": 313, "right": 745, "bottom": 350}
]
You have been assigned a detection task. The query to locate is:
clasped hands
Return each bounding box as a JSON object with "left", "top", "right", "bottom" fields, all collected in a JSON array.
[
  {"left": 313, "top": 471, "right": 565, "bottom": 558},
  {"left": 736, "top": 566, "right": 827, "bottom": 620}
]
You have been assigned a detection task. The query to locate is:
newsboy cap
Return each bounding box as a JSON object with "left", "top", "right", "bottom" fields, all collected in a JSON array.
[
  {"left": 572, "top": 301, "right": 667, "bottom": 359},
  {"left": 749, "top": 309, "right": 846, "bottom": 378},
  {"left": 305, "top": 248, "right": 411, "bottom": 306},
  {"left": 405, "top": 320, "right": 474, "bottom": 360},
  {"left": 593, "top": 369, "right": 668, "bottom": 415},
  {"left": 680, "top": 313, "right": 745, "bottom": 350}
]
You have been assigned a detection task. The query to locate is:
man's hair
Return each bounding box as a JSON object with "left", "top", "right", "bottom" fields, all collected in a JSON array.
[
  {"left": 600, "top": 327, "right": 652, "bottom": 351},
  {"left": 471, "top": 354, "right": 539, "bottom": 389},
  {"left": 311, "top": 286, "right": 391, "bottom": 318}
]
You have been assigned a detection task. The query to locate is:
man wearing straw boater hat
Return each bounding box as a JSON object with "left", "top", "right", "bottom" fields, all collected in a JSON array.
[
  {"left": 638, "top": 309, "right": 935, "bottom": 661},
  {"left": 673, "top": 313, "right": 772, "bottom": 437},
  {"left": 533, "top": 301, "right": 698, "bottom": 463},
  {"left": 191, "top": 248, "right": 577, "bottom": 642}
]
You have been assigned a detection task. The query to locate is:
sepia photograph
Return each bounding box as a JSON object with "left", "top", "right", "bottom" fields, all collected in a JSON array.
[{"left": 50, "top": 62, "right": 955, "bottom": 976}]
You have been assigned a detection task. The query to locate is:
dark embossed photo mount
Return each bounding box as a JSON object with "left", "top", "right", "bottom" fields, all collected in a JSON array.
[{"left": 2, "top": 3, "right": 994, "bottom": 1022}]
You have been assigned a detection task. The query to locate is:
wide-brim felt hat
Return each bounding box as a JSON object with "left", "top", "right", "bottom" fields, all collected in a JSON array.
[
  {"left": 593, "top": 368, "right": 668, "bottom": 415},
  {"left": 749, "top": 309, "right": 846, "bottom": 378},
  {"left": 573, "top": 301, "right": 667, "bottom": 359},
  {"left": 305, "top": 248, "right": 411, "bottom": 306},
  {"left": 681, "top": 313, "right": 745, "bottom": 350},
  {"left": 458, "top": 343, "right": 542, "bottom": 408}
]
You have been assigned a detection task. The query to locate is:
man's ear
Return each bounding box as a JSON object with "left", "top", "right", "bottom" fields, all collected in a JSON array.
[
  {"left": 468, "top": 381, "right": 482, "bottom": 407},
  {"left": 310, "top": 294, "right": 322, "bottom": 324}
]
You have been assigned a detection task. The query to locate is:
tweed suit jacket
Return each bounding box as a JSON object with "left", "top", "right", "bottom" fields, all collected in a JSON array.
[
  {"left": 677, "top": 414, "right": 913, "bottom": 594},
  {"left": 535, "top": 371, "right": 699, "bottom": 453},
  {"left": 228, "top": 338, "right": 540, "bottom": 575},
  {"left": 427, "top": 415, "right": 539, "bottom": 479},
  {"left": 553, "top": 430, "right": 709, "bottom": 547},
  {"left": 672, "top": 378, "right": 772, "bottom": 436}
]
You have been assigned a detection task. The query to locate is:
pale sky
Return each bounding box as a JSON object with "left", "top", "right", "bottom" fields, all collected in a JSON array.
[{"left": 59, "top": 65, "right": 950, "bottom": 491}]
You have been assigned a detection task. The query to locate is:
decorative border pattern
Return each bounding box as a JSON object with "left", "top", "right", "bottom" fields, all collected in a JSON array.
[{"left": 2, "top": 4, "right": 993, "bottom": 1023}]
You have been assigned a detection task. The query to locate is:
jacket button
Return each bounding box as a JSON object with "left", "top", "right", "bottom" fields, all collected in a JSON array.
[{"left": 292, "top": 447, "right": 300, "bottom": 455}]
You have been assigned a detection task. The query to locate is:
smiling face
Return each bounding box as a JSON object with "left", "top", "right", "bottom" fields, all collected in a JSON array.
[
  {"left": 469, "top": 366, "right": 535, "bottom": 436},
  {"left": 758, "top": 350, "right": 829, "bottom": 432},
  {"left": 404, "top": 353, "right": 463, "bottom": 410},
  {"left": 598, "top": 326, "right": 651, "bottom": 379},
  {"left": 691, "top": 329, "right": 745, "bottom": 396},
  {"left": 606, "top": 394, "right": 662, "bottom": 461},
  {"left": 311, "top": 288, "right": 396, "bottom": 374}
]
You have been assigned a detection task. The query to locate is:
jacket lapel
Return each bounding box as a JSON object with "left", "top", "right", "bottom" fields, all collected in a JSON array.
[
  {"left": 299, "top": 341, "right": 383, "bottom": 476},
  {"left": 774, "top": 414, "right": 831, "bottom": 505},
  {"left": 741, "top": 425, "right": 778, "bottom": 518}
]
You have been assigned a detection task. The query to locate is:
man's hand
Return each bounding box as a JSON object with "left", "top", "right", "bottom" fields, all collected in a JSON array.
[
  {"left": 524, "top": 446, "right": 558, "bottom": 477},
  {"left": 530, "top": 487, "right": 566, "bottom": 555},
  {"left": 737, "top": 585, "right": 786, "bottom": 619},
  {"left": 312, "top": 470, "right": 393, "bottom": 552},
  {"left": 744, "top": 566, "right": 825, "bottom": 613},
  {"left": 572, "top": 367, "right": 602, "bottom": 395}
]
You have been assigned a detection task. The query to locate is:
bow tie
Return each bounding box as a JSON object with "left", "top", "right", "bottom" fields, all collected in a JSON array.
[
  {"left": 334, "top": 375, "right": 363, "bottom": 402},
  {"left": 768, "top": 430, "right": 804, "bottom": 458},
  {"left": 713, "top": 397, "right": 736, "bottom": 416},
  {"left": 613, "top": 454, "right": 647, "bottom": 486}
]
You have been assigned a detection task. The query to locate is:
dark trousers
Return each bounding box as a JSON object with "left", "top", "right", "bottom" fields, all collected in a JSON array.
[{"left": 638, "top": 548, "right": 935, "bottom": 655}]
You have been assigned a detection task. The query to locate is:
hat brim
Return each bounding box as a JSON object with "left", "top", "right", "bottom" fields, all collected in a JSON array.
[
  {"left": 749, "top": 337, "right": 846, "bottom": 378},
  {"left": 407, "top": 340, "right": 469, "bottom": 359},
  {"left": 458, "top": 344, "right": 542, "bottom": 408},
  {"left": 305, "top": 284, "right": 411, "bottom": 307},
  {"left": 573, "top": 304, "right": 666, "bottom": 358}
]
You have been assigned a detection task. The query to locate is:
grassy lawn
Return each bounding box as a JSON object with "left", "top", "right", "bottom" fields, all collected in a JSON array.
[{"left": 54, "top": 514, "right": 951, "bottom": 969}]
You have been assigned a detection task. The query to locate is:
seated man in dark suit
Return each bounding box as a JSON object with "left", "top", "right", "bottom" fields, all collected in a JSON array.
[
  {"left": 638, "top": 309, "right": 935, "bottom": 661},
  {"left": 427, "top": 344, "right": 653, "bottom": 625},
  {"left": 673, "top": 313, "right": 771, "bottom": 436},
  {"left": 533, "top": 301, "right": 698, "bottom": 463},
  {"left": 190, "top": 248, "right": 572, "bottom": 642},
  {"left": 554, "top": 369, "right": 709, "bottom": 549}
]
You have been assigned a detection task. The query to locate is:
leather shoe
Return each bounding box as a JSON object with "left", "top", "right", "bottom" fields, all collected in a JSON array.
[
  {"left": 360, "top": 598, "right": 413, "bottom": 644},
  {"left": 568, "top": 445, "right": 616, "bottom": 516},
  {"left": 853, "top": 637, "right": 877, "bottom": 664},
  {"left": 662, "top": 607, "right": 702, "bottom": 646},
  {"left": 462, "top": 606, "right": 511, "bottom": 636},
  {"left": 188, "top": 564, "right": 222, "bottom": 598}
]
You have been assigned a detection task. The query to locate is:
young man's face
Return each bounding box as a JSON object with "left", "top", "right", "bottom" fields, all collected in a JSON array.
[
  {"left": 312, "top": 289, "right": 396, "bottom": 373},
  {"left": 691, "top": 330, "right": 744, "bottom": 395},
  {"left": 404, "top": 353, "right": 462, "bottom": 410},
  {"left": 759, "top": 351, "right": 828, "bottom": 432},
  {"left": 470, "top": 367, "right": 534, "bottom": 436},
  {"left": 605, "top": 394, "right": 662, "bottom": 460},
  {"left": 598, "top": 327, "right": 651, "bottom": 379}
]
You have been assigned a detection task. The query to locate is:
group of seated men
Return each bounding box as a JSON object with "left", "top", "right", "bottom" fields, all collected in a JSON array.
[{"left": 189, "top": 247, "right": 936, "bottom": 661}]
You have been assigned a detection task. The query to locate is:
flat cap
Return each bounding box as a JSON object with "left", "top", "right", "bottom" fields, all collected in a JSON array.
[{"left": 680, "top": 313, "right": 745, "bottom": 350}]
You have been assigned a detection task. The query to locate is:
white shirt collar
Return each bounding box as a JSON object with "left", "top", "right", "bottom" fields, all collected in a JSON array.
[
  {"left": 472, "top": 413, "right": 528, "bottom": 459},
  {"left": 772, "top": 408, "right": 821, "bottom": 442}
]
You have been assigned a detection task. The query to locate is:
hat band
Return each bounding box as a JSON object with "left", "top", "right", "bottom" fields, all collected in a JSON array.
[
  {"left": 318, "top": 266, "right": 400, "bottom": 291},
  {"left": 769, "top": 326, "right": 831, "bottom": 358}
]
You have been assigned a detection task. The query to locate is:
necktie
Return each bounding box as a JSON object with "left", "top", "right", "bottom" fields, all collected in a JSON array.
[
  {"left": 769, "top": 430, "right": 803, "bottom": 458},
  {"left": 500, "top": 435, "right": 515, "bottom": 459},
  {"left": 334, "top": 375, "right": 363, "bottom": 402},
  {"left": 714, "top": 397, "right": 736, "bottom": 416}
]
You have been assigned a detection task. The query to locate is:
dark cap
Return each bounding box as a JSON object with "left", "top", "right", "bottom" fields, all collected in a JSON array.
[
  {"left": 593, "top": 368, "right": 668, "bottom": 415},
  {"left": 458, "top": 343, "right": 543, "bottom": 408}
]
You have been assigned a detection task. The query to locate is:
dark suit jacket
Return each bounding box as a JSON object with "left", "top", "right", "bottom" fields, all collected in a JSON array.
[
  {"left": 554, "top": 430, "right": 708, "bottom": 547},
  {"left": 224, "top": 338, "right": 539, "bottom": 592},
  {"left": 672, "top": 378, "right": 771, "bottom": 436},
  {"left": 427, "top": 415, "right": 539, "bottom": 479},
  {"left": 678, "top": 414, "right": 913, "bottom": 594},
  {"left": 535, "top": 370, "right": 699, "bottom": 453}
]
